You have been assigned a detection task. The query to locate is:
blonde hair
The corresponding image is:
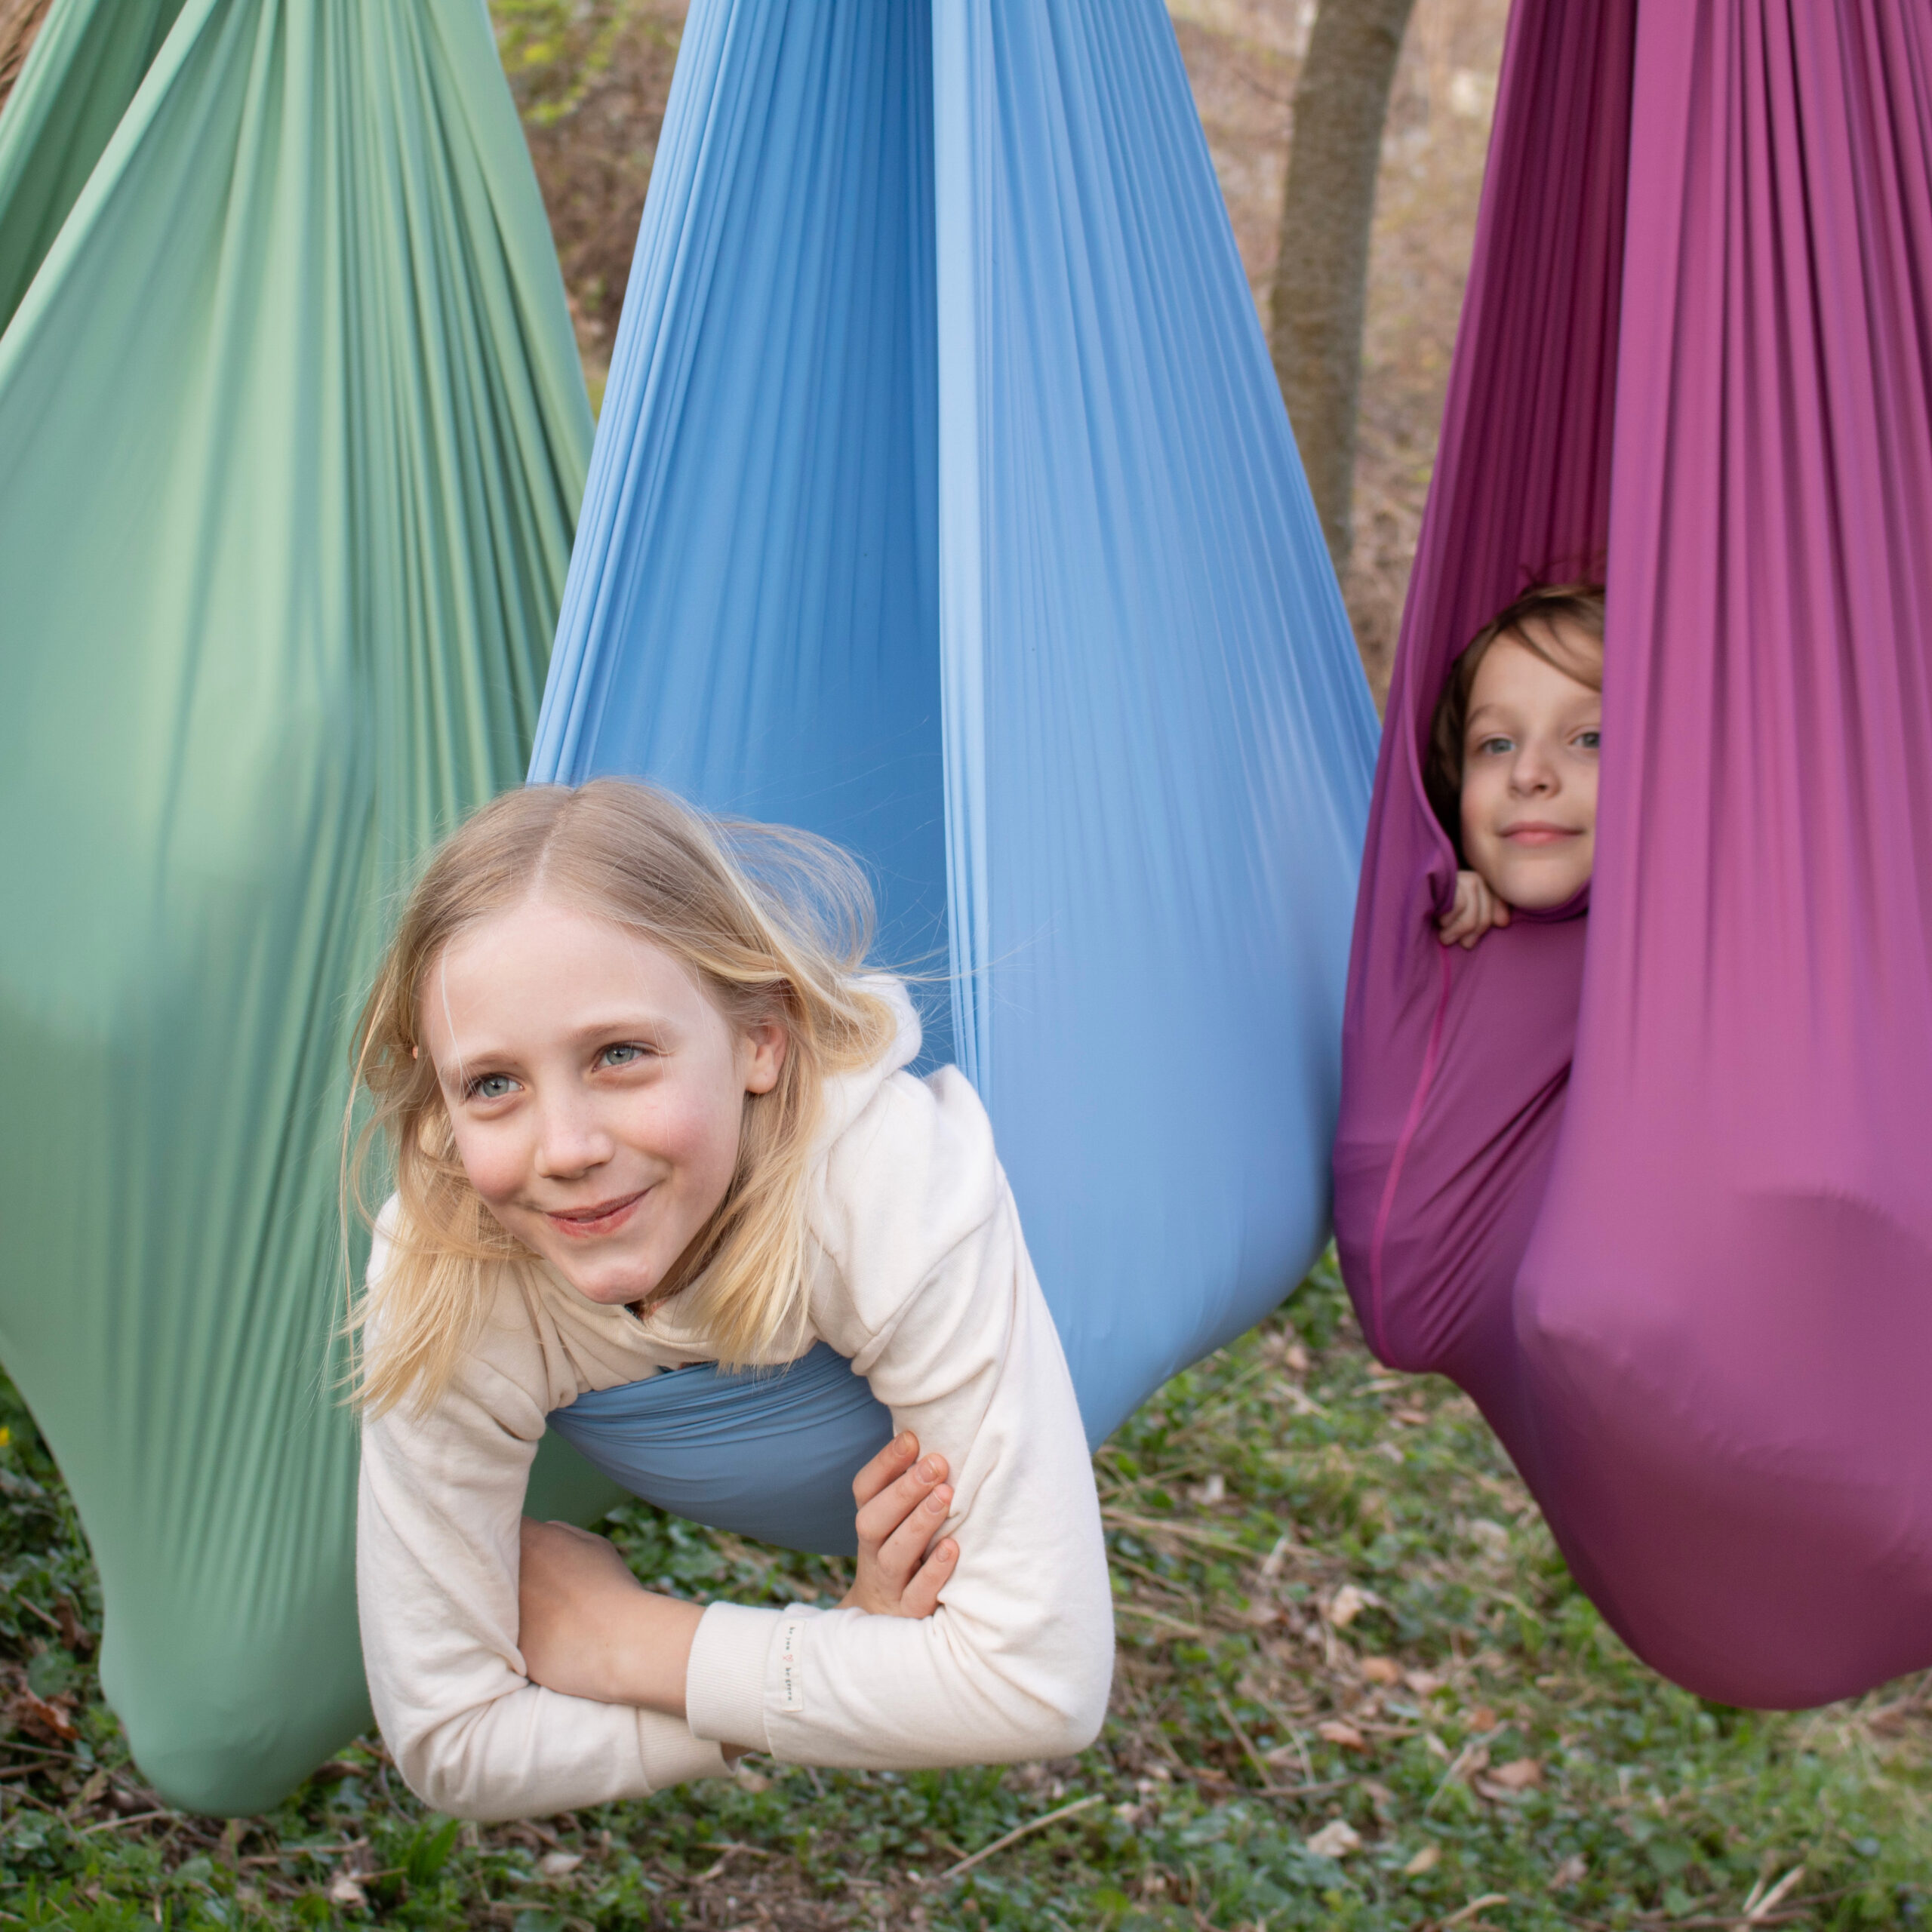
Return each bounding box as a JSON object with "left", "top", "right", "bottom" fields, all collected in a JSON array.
[{"left": 346, "top": 780, "right": 900, "bottom": 1417}]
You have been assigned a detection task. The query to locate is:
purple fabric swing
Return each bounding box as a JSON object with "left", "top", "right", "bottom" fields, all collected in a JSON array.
[{"left": 1334, "top": 0, "right": 1932, "bottom": 1709}]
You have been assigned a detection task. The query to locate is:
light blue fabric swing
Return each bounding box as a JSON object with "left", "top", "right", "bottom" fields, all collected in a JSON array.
[{"left": 534, "top": 0, "right": 1377, "bottom": 1552}]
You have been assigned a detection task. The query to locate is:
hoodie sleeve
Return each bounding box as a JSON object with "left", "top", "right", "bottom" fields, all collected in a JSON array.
[
  {"left": 355, "top": 1231, "right": 730, "bottom": 1820},
  {"left": 681, "top": 1069, "right": 1115, "bottom": 1769}
]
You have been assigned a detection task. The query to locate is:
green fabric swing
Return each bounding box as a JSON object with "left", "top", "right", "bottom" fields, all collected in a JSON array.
[{"left": 0, "top": 0, "right": 614, "bottom": 1812}]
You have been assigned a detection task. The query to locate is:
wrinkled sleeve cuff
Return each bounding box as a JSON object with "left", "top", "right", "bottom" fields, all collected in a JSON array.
[{"left": 685, "top": 1601, "right": 820, "bottom": 1753}]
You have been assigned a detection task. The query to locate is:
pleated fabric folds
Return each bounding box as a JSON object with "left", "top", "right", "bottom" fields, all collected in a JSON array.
[
  {"left": 0, "top": 0, "right": 592, "bottom": 1810},
  {"left": 1337, "top": 0, "right": 1932, "bottom": 1707},
  {"left": 534, "top": 0, "right": 1377, "bottom": 1447}
]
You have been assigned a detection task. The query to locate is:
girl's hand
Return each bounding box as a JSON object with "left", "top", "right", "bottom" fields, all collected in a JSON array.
[
  {"left": 518, "top": 1517, "right": 702, "bottom": 1712},
  {"left": 841, "top": 1431, "right": 958, "bottom": 1618},
  {"left": 1437, "top": 868, "right": 1512, "bottom": 949}
]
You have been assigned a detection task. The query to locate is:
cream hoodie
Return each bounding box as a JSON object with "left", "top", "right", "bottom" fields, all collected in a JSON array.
[{"left": 356, "top": 983, "right": 1113, "bottom": 1822}]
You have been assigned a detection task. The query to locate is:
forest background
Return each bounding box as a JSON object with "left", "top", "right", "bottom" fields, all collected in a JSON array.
[{"left": 0, "top": 4, "right": 1927, "bottom": 1930}]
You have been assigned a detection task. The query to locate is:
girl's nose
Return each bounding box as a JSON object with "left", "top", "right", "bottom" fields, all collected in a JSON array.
[
  {"left": 1509, "top": 743, "right": 1557, "bottom": 795},
  {"left": 533, "top": 1103, "right": 614, "bottom": 1179}
]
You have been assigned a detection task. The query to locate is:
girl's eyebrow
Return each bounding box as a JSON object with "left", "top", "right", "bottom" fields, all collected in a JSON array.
[{"left": 563, "top": 1013, "right": 678, "bottom": 1043}]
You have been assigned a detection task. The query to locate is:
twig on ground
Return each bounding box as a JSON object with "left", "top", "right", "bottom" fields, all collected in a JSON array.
[
  {"left": 75, "top": 1809, "right": 171, "bottom": 1836},
  {"left": 694, "top": 1842, "right": 777, "bottom": 1882},
  {"left": 1115, "top": 1602, "right": 1210, "bottom": 1638},
  {"left": 930, "top": 1793, "right": 1104, "bottom": 1884},
  {"left": 1423, "top": 1739, "right": 1484, "bottom": 1814},
  {"left": 1441, "top": 1897, "right": 1509, "bottom": 1928},
  {"left": 1103, "top": 1510, "right": 1254, "bottom": 1555},
  {"left": 1737, "top": 1865, "right": 1805, "bottom": 1924},
  {"left": 1212, "top": 1687, "right": 1274, "bottom": 1787},
  {"left": 1107, "top": 1549, "right": 1204, "bottom": 1600}
]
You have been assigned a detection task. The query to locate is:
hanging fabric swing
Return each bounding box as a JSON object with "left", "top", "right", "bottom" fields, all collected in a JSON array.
[
  {"left": 0, "top": 0, "right": 601, "bottom": 1811},
  {"left": 1335, "top": 0, "right": 1932, "bottom": 1709},
  {"left": 528, "top": 0, "right": 1377, "bottom": 1512}
]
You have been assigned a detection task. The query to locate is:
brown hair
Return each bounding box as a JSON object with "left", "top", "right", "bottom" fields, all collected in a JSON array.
[
  {"left": 344, "top": 780, "right": 900, "bottom": 1416},
  {"left": 1425, "top": 582, "right": 1605, "bottom": 845}
]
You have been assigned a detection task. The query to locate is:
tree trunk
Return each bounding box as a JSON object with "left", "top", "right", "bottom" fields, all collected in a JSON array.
[
  {"left": 0, "top": 0, "right": 54, "bottom": 112},
  {"left": 1269, "top": 0, "right": 1418, "bottom": 578}
]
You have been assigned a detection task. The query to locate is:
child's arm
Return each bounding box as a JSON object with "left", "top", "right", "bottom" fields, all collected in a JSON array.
[
  {"left": 514, "top": 1430, "right": 959, "bottom": 1708},
  {"left": 672, "top": 1068, "right": 1116, "bottom": 1773},
  {"left": 1438, "top": 868, "right": 1512, "bottom": 948},
  {"left": 355, "top": 1253, "right": 734, "bottom": 1821}
]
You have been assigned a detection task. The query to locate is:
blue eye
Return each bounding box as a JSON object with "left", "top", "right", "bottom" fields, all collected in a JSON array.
[
  {"left": 599, "top": 1042, "right": 648, "bottom": 1069},
  {"left": 469, "top": 1072, "right": 515, "bottom": 1101},
  {"left": 1476, "top": 735, "right": 1513, "bottom": 755},
  {"left": 1577, "top": 730, "right": 1601, "bottom": 750}
]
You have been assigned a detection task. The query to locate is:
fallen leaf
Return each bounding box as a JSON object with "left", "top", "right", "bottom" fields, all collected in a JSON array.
[
  {"left": 1549, "top": 1854, "right": 1586, "bottom": 1888},
  {"left": 1241, "top": 1600, "right": 1281, "bottom": 1627},
  {"left": 326, "top": 1875, "right": 367, "bottom": 1908},
  {"left": 1405, "top": 1670, "right": 1446, "bottom": 1697},
  {"left": 1466, "top": 1705, "right": 1498, "bottom": 1733},
  {"left": 9, "top": 1689, "right": 77, "bottom": 1743},
  {"left": 734, "top": 1767, "right": 770, "bottom": 1793},
  {"left": 1283, "top": 1342, "right": 1309, "bottom": 1374},
  {"left": 1316, "top": 1720, "right": 1367, "bottom": 1751},
  {"left": 1393, "top": 1407, "right": 1429, "bottom": 1426},
  {"left": 1359, "top": 1656, "right": 1401, "bottom": 1685},
  {"left": 1488, "top": 1758, "right": 1542, "bottom": 1790},
  {"left": 1404, "top": 1844, "right": 1441, "bottom": 1876},
  {"left": 538, "top": 1851, "right": 583, "bottom": 1878},
  {"left": 1327, "top": 1585, "right": 1367, "bottom": 1628},
  {"left": 1303, "top": 1820, "right": 1361, "bottom": 1860}
]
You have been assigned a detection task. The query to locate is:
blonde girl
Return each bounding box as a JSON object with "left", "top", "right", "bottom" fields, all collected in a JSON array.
[{"left": 350, "top": 780, "right": 1111, "bottom": 1821}]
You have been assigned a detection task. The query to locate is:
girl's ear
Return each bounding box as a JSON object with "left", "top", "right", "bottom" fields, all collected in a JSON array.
[{"left": 740, "top": 1018, "right": 788, "bottom": 1097}]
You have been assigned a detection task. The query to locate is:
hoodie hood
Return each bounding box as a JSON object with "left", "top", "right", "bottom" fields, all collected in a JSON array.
[{"left": 813, "top": 975, "right": 923, "bottom": 1155}]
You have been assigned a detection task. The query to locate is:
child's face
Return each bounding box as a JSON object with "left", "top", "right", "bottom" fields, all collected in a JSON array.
[
  {"left": 421, "top": 897, "right": 785, "bottom": 1307},
  {"left": 1459, "top": 626, "right": 1601, "bottom": 912}
]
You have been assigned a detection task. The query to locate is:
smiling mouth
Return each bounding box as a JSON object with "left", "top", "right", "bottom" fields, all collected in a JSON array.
[
  {"left": 544, "top": 1190, "right": 648, "bottom": 1238},
  {"left": 1501, "top": 824, "right": 1579, "bottom": 847}
]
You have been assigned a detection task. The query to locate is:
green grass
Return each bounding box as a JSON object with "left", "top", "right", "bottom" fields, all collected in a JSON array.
[{"left": 1, "top": 1258, "right": 1926, "bottom": 1929}]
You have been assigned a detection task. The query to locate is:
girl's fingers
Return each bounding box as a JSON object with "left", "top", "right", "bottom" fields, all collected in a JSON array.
[
  {"left": 851, "top": 1431, "right": 920, "bottom": 1509},
  {"left": 870, "top": 1481, "right": 953, "bottom": 1587},
  {"left": 898, "top": 1537, "right": 959, "bottom": 1620},
  {"left": 854, "top": 1453, "right": 949, "bottom": 1550}
]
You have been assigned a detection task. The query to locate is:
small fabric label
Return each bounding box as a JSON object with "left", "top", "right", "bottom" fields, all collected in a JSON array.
[{"left": 776, "top": 1617, "right": 807, "bottom": 1714}]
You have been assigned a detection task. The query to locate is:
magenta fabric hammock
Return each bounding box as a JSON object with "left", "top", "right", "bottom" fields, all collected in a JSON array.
[{"left": 1335, "top": 0, "right": 1932, "bottom": 1710}]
